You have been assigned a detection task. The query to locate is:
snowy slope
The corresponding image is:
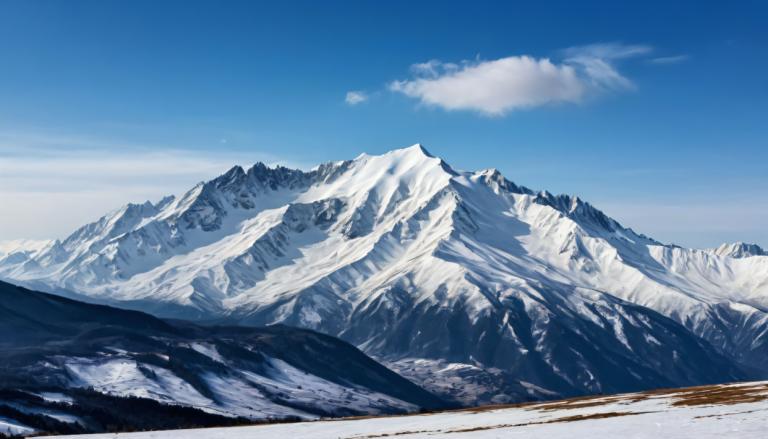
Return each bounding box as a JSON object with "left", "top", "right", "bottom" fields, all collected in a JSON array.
[
  {"left": 0, "top": 280, "right": 445, "bottom": 428},
  {"left": 3, "top": 144, "right": 768, "bottom": 403},
  {"left": 59, "top": 354, "right": 416, "bottom": 420},
  {"left": 0, "top": 416, "right": 36, "bottom": 437},
  {"left": 40, "top": 380, "right": 768, "bottom": 439}
]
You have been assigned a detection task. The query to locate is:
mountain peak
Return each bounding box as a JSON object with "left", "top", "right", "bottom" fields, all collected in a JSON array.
[
  {"left": 475, "top": 168, "right": 533, "bottom": 195},
  {"left": 223, "top": 164, "right": 246, "bottom": 177},
  {"left": 379, "top": 143, "right": 435, "bottom": 161},
  {"left": 398, "top": 143, "right": 432, "bottom": 156},
  {"left": 711, "top": 242, "right": 766, "bottom": 258},
  {"left": 351, "top": 144, "right": 457, "bottom": 179}
]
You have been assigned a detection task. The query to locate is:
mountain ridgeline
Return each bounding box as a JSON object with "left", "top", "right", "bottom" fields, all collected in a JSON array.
[{"left": 2, "top": 144, "right": 767, "bottom": 405}]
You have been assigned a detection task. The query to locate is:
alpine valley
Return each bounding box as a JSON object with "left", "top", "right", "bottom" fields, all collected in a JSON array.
[{"left": 2, "top": 144, "right": 768, "bottom": 409}]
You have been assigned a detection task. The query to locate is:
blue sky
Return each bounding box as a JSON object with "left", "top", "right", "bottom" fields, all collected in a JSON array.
[{"left": 0, "top": 0, "right": 766, "bottom": 247}]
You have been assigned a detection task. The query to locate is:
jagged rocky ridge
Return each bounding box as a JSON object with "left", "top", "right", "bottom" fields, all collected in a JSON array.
[
  {"left": 710, "top": 242, "right": 767, "bottom": 258},
  {"left": 2, "top": 144, "right": 767, "bottom": 405}
]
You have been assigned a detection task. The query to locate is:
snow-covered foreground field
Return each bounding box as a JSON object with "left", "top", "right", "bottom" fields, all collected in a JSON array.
[{"left": 42, "top": 381, "right": 768, "bottom": 438}]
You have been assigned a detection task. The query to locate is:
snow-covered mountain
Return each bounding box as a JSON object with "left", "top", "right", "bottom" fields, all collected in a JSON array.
[
  {"left": 2, "top": 144, "right": 767, "bottom": 404},
  {"left": 0, "top": 279, "right": 445, "bottom": 433}
]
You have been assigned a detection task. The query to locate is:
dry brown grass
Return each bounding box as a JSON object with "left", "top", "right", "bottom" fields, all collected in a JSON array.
[
  {"left": 349, "top": 411, "right": 651, "bottom": 437},
  {"left": 443, "top": 411, "right": 649, "bottom": 434},
  {"left": 609, "top": 382, "right": 768, "bottom": 406},
  {"left": 462, "top": 393, "right": 624, "bottom": 414},
  {"left": 529, "top": 395, "right": 627, "bottom": 411},
  {"left": 669, "top": 383, "right": 768, "bottom": 407},
  {"left": 459, "top": 400, "right": 537, "bottom": 413},
  {"left": 546, "top": 411, "right": 648, "bottom": 423},
  {"left": 693, "top": 408, "right": 767, "bottom": 419},
  {"left": 339, "top": 381, "right": 768, "bottom": 438}
]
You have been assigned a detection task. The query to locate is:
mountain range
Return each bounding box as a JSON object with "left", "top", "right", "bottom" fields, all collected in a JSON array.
[{"left": 2, "top": 144, "right": 767, "bottom": 405}]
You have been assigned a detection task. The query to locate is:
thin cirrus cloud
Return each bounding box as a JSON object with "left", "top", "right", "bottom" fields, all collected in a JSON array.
[
  {"left": 388, "top": 43, "right": 653, "bottom": 116},
  {"left": 648, "top": 55, "right": 689, "bottom": 65}
]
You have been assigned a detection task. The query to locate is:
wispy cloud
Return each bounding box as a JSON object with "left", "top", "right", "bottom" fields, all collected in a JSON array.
[
  {"left": 389, "top": 43, "right": 652, "bottom": 116},
  {"left": 0, "top": 131, "right": 295, "bottom": 240},
  {"left": 648, "top": 55, "right": 689, "bottom": 64},
  {"left": 561, "top": 43, "right": 652, "bottom": 90},
  {"left": 561, "top": 43, "right": 652, "bottom": 60},
  {"left": 345, "top": 90, "right": 368, "bottom": 105}
]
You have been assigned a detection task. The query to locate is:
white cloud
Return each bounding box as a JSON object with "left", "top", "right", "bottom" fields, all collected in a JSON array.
[
  {"left": 345, "top": 90, "right": 368, "bottom": 105},
  {"left": 0, "top": 132, "right": 298, "bottom": 241},
  {"left": 389, "top": 43, "right": 651, "bottom": 115},
  {"left": 390, "top": 57, "right": 584, "bottom": 115}
]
